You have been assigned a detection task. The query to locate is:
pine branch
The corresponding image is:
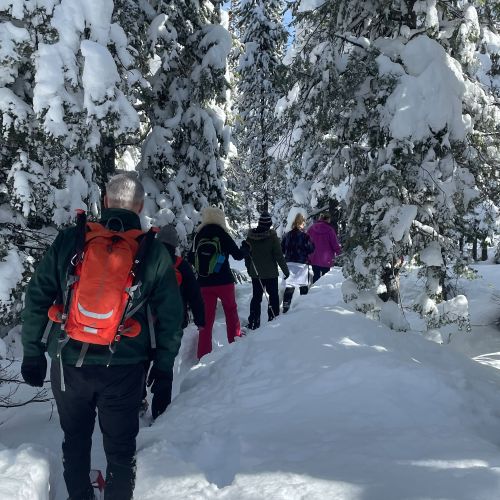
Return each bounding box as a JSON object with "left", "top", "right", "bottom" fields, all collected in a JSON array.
[
  {"left": 0, "top": 362, "right": 52, "bottom": 409},
  {"left": 0, "top": 393, "right": 53, "bottom": 408}
]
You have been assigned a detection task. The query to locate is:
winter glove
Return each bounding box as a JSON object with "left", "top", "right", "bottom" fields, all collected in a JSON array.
[
  {"left": 283, "top": 271, "right": 290, "bottom": 280},
  {"left": 21, "top": 354, "right": 47, "bottom": 387},
  {"left": 147, "top": 366, "right": 173, "bottom": 419},
  {"left": 240, "top": 240, "right": 251, "bottom": 257}
]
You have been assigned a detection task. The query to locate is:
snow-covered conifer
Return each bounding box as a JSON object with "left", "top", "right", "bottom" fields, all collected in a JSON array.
[
  {"left": 282, "top": 0, "right": 500, "bottom": 329},
  {"left": 140, "top": 1, "right": 232, "bottom": 247},
  {"left": 0, "top": 0, "right": 142, "bottom": 325},
  {"left": 231, "top": 0, "right": 288, "bottom": 217}
]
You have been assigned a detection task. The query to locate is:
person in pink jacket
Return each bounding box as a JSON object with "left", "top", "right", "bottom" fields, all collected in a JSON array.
[{"left": 307, "top": 213, "right": 342, "bottom": 283}]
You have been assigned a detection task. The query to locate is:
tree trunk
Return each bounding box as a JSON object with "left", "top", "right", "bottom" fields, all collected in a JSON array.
[
  {"left": 259, "top": 79, "right": 268, "bottom": 214},
  {"left": 472, "top": 238, "right": 478, "bottom": 261},
  {"left": 98, "top": 135, "right": 116, "bottom": 203},
  {"left": 481, "top": 240, "right": 488, "bottom": 261}
]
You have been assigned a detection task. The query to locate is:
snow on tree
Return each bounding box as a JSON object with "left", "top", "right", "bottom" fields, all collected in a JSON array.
[
  {"left": 231, "top": 0, "right": 288, "bottom": 220},
  {"left": 281, "top": 0, "right": 500, "bottom": 330},
  {"left": 220, "top": 4, "right": 249, "bottom": 233},
  {"left": 463, "top": 7, "right": 500, "bottom": 259},
  {"left": 140, "top": 0, "right": 232, "bottom": 247},
  {"left": 0, "top": 0, "right": 142, "bottom": 325}
]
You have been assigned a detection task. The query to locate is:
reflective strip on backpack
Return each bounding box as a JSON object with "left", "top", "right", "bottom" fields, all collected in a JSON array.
[
  {"left": 121, "top": 298, "right": 155, "bottom": 349},
  {"left": 77, "top": 302, "right": 114, "bottom": 320}
]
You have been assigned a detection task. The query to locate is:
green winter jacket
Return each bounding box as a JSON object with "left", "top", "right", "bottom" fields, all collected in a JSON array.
[
  {"left": 245, "top": 228, "right": 289, "bottom": 279},
  {"left": 21, "top": 208, "right": 183, "bottom": 373}
]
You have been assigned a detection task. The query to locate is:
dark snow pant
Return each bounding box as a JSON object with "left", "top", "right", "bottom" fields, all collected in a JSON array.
[
  {"left": 248, "top": 277, "right": 279, "bottom": 328},
  {"left": 142, "top": 360, "right": 151, "bottom": 400},
  {"left": 282, "top": 285, "right": 309, "bottom": 313},
  {"left": 51, "top": 362, "right": 145, "bottom": 500},
  {"left": 312, "top": 265, "right": 330, "bottom": 283}
]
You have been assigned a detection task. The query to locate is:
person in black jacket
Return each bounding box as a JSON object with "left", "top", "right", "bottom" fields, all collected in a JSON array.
[
  {"left": 157, "top": 224, "right": 205, "bottom": 329},
  {"left": 188, "top": 206, "right": 249, "bottom": 359},
  {"left": 142, "top": 223, "right": 205, "bottom": 419},
  {"left": 281, "top": 212, "right": 315, "bottom": 312}
]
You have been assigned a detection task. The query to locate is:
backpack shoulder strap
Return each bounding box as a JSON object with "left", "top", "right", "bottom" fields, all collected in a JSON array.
[
  {"left": 65, "top": 210, "right": 87, "bottom": 301},
  {"left": 107, "top": 226, "right": 158, "bottom": 364},
  {"left": 42, "top": 210, "right": 86, "bottom": 346},
  {"left": 137, "top": 228, "right": 159, "bottom": 351},
  {"left": 132, "top": 227, "right": 157, "bottom": 273},
  {"left": 74, "top": 210, "right": 87, "bottom": 261},
  {"left": 124, "top": 228, "right": 145, "bottom": 240}
]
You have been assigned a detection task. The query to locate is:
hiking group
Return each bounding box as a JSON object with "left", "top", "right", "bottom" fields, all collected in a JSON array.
[{"left": 20, "top": 174, "right": 341, "bottom": 500}]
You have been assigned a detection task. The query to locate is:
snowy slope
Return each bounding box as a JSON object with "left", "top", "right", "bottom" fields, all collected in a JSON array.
[{"left": 2, "top": 265, "right": 500, "bottom": 499}]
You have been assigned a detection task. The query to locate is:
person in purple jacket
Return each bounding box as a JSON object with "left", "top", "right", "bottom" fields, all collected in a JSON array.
[{"left": 307, "top": 213, "right": 342, "bottom": 283}]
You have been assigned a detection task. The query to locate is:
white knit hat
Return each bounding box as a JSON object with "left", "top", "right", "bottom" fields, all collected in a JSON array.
[{"left": 197, "top": 206, "right": 227, "bottom": 232}]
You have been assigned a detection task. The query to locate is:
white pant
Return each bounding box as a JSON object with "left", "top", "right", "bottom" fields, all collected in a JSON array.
[{"left": 284, "top": 262, "right": 311, "bottom": 287}]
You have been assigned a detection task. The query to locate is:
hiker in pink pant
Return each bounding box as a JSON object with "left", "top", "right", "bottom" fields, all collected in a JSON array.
[
  {"left": 189, "top": 207, "right": 250, "bottom": 359},
  {"left": 198, "top": 284, "right": 241, "bottom": 358}
]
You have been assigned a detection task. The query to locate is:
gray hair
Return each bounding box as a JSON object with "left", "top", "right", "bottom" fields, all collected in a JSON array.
[{"left": 105, "top": 174, "right": 145, "bottom": 211}]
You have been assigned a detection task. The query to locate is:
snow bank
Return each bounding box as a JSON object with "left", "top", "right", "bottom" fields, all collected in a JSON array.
[
  {"left": 2, "top": 266, "right": 500, "bottom": 500},
  {"left": 0, "top": 444, "right": 50, "bottom": 500},
  {"left": 135, "top": 270, "right": 500, "bottom": 499}
]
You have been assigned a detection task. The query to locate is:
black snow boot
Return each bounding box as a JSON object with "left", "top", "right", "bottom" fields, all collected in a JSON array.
[
  {"left": 67, "top": 485, "right": 96, "bottom": 500},
  {"left": 246, "top": 317, "right": 260, "bottom": 330},
  {"left": 282, "top": 287, "right": 294, "bottom": 313}
]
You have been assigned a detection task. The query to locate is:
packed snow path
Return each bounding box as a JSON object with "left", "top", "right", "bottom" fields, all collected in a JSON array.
[{"left": 2, "top": 265, "right": 500, "bottom": 499}]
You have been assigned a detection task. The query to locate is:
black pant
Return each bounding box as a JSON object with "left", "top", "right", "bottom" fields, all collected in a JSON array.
[
  {"left": 51, "top": 362, "right": 145, "bottom": 500},
  {"left": 248, "top": 277, "right": 279, "bottom": 326},
  {"left": 312, "top": 265, "right": 330, "bottom": 283},
  {"left": 283, "top": 285, "right": 309, "bottom": 301}
]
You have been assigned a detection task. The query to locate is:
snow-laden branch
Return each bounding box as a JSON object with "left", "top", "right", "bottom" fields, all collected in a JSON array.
[{"left": 412, "top": 220, "right": 452, "bottom": 247}]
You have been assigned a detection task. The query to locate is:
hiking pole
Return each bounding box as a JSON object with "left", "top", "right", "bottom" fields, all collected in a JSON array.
[{"left": 249, "top": 255, "right": 276, "bottom": 320}]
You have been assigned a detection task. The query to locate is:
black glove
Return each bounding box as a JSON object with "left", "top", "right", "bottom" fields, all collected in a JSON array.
[
  {"left": 240, "top": 240, "right": 251, "bottom": 257},
  {"left": 147, "top": 366, "right": 173, "bottom": 419},
  {"left": 283, "top": 271, "right": 290, "bottom": 279},
  {"left": 21, "top": 355, "right": 47, "bottom": 387}
]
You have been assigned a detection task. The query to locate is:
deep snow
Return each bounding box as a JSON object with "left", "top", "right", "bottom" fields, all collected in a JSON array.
[{"left": 1, "top": 260, "right": 500, "bottom": 499}]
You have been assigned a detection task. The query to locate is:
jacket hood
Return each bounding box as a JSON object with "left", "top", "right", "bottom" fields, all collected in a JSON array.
[
  {"left": 100, "top": 208, "right": 142, "bottom": 231},
  {"left": 309, "top": 220, "right": 333, "bottom": 235}
]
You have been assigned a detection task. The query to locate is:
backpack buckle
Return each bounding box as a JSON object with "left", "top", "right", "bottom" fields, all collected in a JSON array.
[
  {"left": 70, "top": 253, "right": 84, "bottom": 267},
  {"left": 126, "top": 282, "right": 141, "bottom": 299}
]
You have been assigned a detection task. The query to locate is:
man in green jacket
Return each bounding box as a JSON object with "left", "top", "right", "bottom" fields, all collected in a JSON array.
[
  {"left": 245, "top": 212, "right": 289, "bottom": 330},
  {"left": 21, "top": 174, "right": 183, "bottom": 500}
]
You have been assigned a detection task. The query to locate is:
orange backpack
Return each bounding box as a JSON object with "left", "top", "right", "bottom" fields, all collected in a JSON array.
[{"left": 47, "top": 212, "right": 156, "bottom": 369}]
